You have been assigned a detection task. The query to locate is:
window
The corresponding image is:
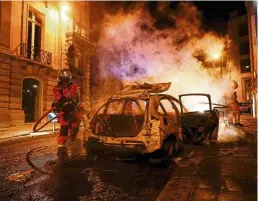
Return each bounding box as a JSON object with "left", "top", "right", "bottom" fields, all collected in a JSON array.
[
  {"left": 244, "top": 78, "right": 252, "bottom": 100},
  {"left": 158, "top": 99, "right": 178, "bottom": 125},
  {"left": 106, "top": 101, "right": 124, "bottom": 114},
  {"left": 238, "top": 22, "right": 248, "bottom": 37},
  {"left": 239, "top": 40, "right": 250, "bottom": 55},
  {"left": 27, "top": 8, "right": 42, "bottom": 60},
  {"left": 180, "top": 95, "right": 210, "bottom": 112},
  {"left": 123, "top": 100, "right": 145, "bottom": 115},
  {"left": 158, "top": 99, "right": 175, "bottom": 115},
  {"left": 240, "top": 58, "right": 251, "bottom": 73}
]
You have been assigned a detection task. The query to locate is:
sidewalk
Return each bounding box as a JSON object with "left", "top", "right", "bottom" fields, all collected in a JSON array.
[
  {"left": 0, "top": 122, "right": 59, "bottom": 143},
  {"left": 157, "top": 114, "right": 257, "bottom": 201}
]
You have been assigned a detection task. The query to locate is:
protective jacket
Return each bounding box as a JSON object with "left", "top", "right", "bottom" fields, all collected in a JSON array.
[{"left": 53, "top": 82, "right": 81, "bottom": 146}]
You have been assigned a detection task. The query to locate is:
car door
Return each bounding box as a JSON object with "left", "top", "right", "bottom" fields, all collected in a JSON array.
[{"left": 179, "top": 93, "right": 216, "bottom": 144}]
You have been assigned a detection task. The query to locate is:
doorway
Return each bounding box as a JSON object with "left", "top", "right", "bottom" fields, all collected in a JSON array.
[{"left": 22, "top": 78, "right": 41, "bottom": 123}]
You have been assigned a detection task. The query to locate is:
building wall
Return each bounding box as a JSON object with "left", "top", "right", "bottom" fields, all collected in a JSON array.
[
  {"left": 228, "top": 11, "right": 253, "bottom": 102},
  {"left": 246, "top": 1, "right": 257, "bottom": 117},
  {"left": 0, "top": 1, "right": 92, "bottom": 128}
]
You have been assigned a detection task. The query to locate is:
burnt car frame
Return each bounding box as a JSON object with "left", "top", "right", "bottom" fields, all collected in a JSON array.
[{"left": 83, "top": 83, "right": 221, "bottom": 163}]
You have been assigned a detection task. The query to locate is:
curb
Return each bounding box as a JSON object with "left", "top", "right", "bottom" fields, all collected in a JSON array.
[{"left": 0, "top": 131, "right": 58, "bottom": 146}]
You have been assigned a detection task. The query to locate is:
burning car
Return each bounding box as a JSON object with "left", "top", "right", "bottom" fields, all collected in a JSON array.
[
  {"left": 83, "top": 83, "right": 221, "bottom": 163},
  {"left": 83, "top": 82, "right": 184, "bottom": 163}
]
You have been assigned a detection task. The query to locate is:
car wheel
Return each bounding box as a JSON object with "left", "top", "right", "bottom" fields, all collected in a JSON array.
[
  {"left": 193, "top": 131, "right": 210, "bottom": 145},
  {"left": 210, "top": 125, "right": 219, "bottom": 142},
  {"left": 83, "top": 143, "right": 98, "bottom": 158},
  {"left": 149, "top": 139, "right": 175, "bottom": 165}
]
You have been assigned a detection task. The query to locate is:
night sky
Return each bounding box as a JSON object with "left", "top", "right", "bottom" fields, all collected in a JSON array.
[
  {"left": 193, "top": 1, "right": 246, "bottom": 20},
  {"left": 90, "top": 1, "right": 247, "bottom": 40}
]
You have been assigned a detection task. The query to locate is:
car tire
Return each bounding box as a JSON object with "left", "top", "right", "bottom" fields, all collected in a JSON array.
[
  {"left": 193, "top": 131, "right": 211, "bottom": 145},
  {"left": 83, "top": 143, "right": 98, "bottom": 158},
  {"left": 210, "top": 125, "right": 219, "bottom": 142},
  {"left": 149, "top": 139, "right": 175, "bottom": 166}
]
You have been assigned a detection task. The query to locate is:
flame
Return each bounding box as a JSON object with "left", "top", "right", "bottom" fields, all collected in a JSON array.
[{"left": 92, "top": 3, "right": 244, "bottom": 142}]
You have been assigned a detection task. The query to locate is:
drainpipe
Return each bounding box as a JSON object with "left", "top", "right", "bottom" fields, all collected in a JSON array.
[{"left": 20, "top": 0, "right": 24, "bottom": 44}]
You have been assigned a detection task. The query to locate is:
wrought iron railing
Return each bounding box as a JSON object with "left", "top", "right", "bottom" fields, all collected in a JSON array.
[{"left": 11, "top": 43, "right": 52, "bottom": 65}]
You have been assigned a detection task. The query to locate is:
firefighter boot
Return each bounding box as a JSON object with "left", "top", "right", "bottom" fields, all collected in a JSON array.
[
  {"left": 70, "top": 139, "right": 82, "bottom": 160},
  {"left": 56, "top": 146, "right": 69, "bottom": 166}
]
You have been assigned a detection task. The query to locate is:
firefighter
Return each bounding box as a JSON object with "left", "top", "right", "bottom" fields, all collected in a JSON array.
[
  {"left": 52, "top": 69, "right": 81, "bottom": 165},
  {"left": 225, "top": 80, "right": 242, "bottom": 127}
]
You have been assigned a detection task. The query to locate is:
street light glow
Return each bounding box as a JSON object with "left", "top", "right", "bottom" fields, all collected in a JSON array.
[
  {"left": 211, "top": 52, "right": 221, "bottom": 60},
  {"left": 61, "top": 5, "right": 69, "bottom": 12},
  {"left": 33, "top": 85, "right": 38, "bottom": 88},
  {"left": 61, "top": 4, "right": 69, "bottom": 22}
]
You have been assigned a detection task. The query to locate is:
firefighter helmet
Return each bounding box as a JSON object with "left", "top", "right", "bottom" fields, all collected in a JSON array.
[
  {"left": 57, "top": 69, "right": 72, "bottom": 84},
  {"left": 231, "top": 80, "right": 238, "bottom": 89}
]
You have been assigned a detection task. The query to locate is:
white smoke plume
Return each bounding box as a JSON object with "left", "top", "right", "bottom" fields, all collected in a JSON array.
[{"left": 95, "top": 2, "right": 233, "bottom": 104}]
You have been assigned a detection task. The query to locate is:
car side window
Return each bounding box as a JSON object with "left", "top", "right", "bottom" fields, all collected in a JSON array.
[
  {"left": 159, "top": 99, "right": 176, "bottom": 115},
  {"left": 123, "top": 100, "right": 145, "bottom": 115},
  {"left": 158, "top": 99, "right": 178, "bottom": 125},
  {"left": 106, "top": 101, "right": 124, "bottom": 114},
  {"left": 97, "top": 106, "right": 105, "bottom": 115}
]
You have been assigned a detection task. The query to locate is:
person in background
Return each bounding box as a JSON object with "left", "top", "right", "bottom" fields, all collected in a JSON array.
[{"left": 225, "top": 80, "right": 243, "bottom": 127}]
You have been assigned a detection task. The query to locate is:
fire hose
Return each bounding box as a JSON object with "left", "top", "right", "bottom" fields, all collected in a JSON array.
[
  {"left": 33, "top": 107, "right": 58, "bottom": 132},
  {"left": 33, "top": 104, "right": 88, "bottom": 132}
]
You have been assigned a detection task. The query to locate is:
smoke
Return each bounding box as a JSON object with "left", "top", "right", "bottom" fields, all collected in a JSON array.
[
  {"left": 218, "top": 123, "right": 246, "bottom": 143},
  {"left": 94, "top": 2, "right": 233, "bottom": 104}
]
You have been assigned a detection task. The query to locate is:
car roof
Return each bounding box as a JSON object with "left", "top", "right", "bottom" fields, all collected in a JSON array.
[{"left": 110, "top": 82, "right": 172, "bottom": 100}]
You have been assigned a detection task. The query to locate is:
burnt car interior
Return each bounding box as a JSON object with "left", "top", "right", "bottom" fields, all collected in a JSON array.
[{"left": 91, "top": 99, "right": 146, "bottom": 137}]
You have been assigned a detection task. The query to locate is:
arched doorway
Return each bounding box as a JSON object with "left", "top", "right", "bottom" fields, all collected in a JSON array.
[{"left": 22, "top": 78, "right": 42, "bottom": 123}]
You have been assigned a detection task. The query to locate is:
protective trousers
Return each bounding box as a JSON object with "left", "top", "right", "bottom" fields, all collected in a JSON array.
[
  {"left": 228, "top": 102, "right": 240, "bottom": 125},
  {"left": 57, "top": 111, "right": 81, "bottom": 147}
]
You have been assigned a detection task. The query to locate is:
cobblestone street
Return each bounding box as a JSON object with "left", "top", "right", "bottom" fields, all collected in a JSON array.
[{"left": 0, "top": 115, "right": 256, "bottom": 201}]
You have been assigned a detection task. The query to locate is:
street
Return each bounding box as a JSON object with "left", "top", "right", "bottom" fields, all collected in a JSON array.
[{"left": 0, "top": 115, "right": 256, "bottom": 201}]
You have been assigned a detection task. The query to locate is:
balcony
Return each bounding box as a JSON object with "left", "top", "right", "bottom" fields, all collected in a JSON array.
[
  {"left": 66, "top": 22, "right": 95, "bottom": 55},
  {"left": 11, "top": 43, "right": 52, "bottom": 66}
]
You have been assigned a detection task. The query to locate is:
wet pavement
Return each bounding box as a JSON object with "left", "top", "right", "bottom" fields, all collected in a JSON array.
[
  {"left": 157, "top": 114, "right": 257, "bottom": 201},
  {"left": 0, "top": 115, "right": 256, "bottom": 201},
  {"left": 0, "top": 134, "right": 173, "bottom": 201}
]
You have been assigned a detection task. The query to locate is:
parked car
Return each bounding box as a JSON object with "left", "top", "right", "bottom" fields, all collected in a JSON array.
[
  {"left": 239, "top": 101, "right": 252, "bottom": 114},
  {"left": 83, "top": 83, "right": 220, "bottom": 163}
]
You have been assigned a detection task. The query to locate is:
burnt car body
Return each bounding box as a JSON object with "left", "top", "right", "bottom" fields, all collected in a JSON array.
[
  {"left": 83, "top": 83, "right": 221, "bottom": 162},
  {"left": 83, "top": 83, "right": 183, "bottom": 162}
]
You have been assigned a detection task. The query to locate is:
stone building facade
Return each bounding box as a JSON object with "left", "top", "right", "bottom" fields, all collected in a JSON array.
[
  {"left": 246, "top": 1, "right": 257, "bottom": 117},
  {"left": 228, "top": 11, "right": 253, "bottom": 102},
  {"left": 0, "top": 1, "right": 94, "bottom": 128}
]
